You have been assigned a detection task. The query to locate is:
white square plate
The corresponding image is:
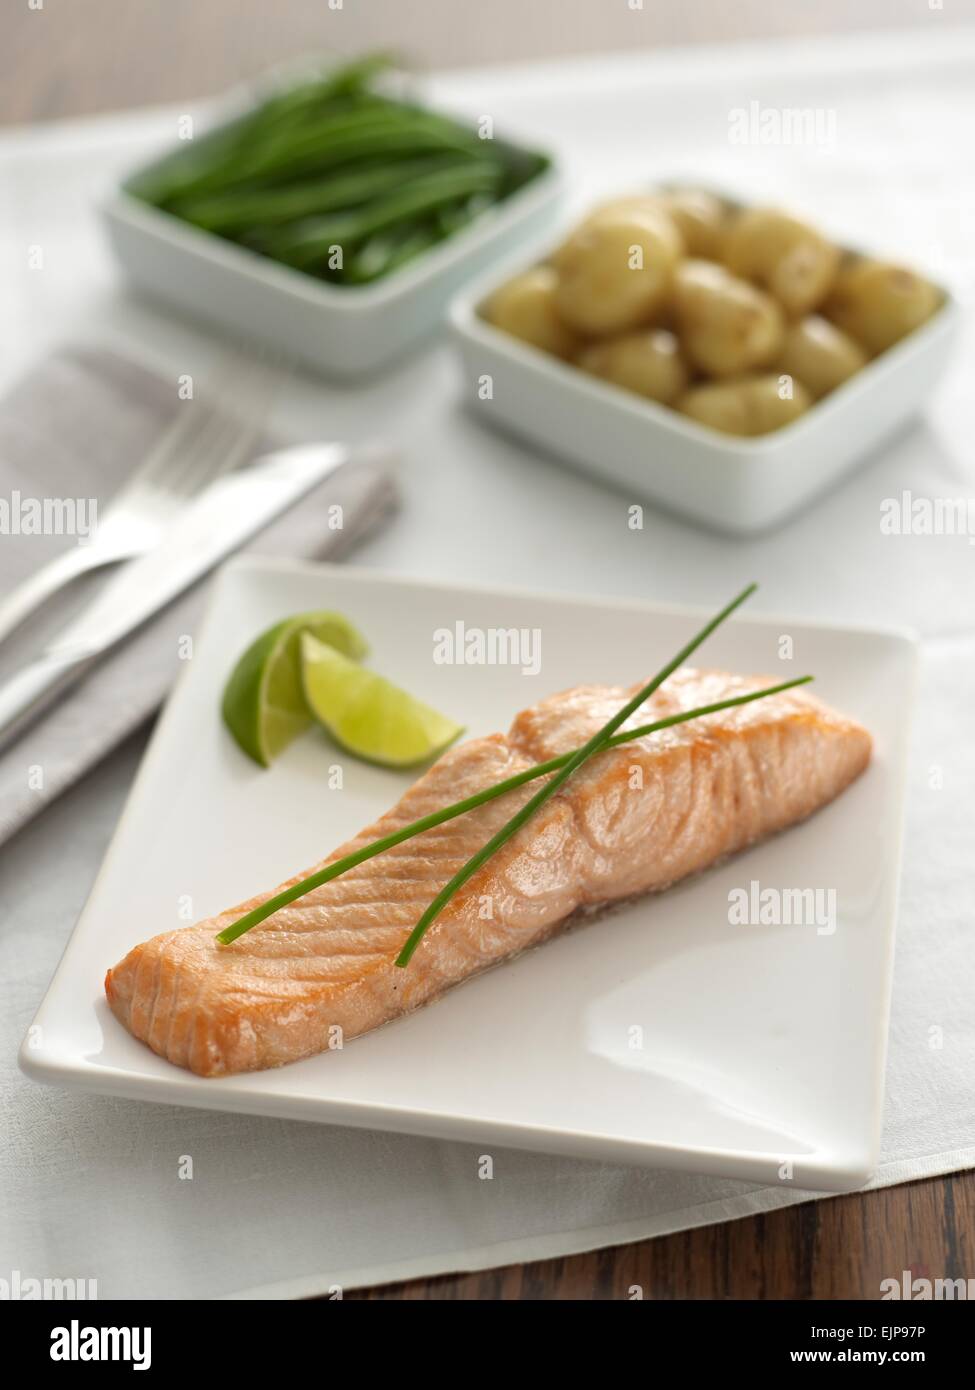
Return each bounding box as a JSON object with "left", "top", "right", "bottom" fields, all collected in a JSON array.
[{"left": 22, "top": 558, "right": 915, "bottom": 1191}]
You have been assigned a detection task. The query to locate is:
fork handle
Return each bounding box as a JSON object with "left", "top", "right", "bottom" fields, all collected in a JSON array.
[
  {"left": 0, "top": 545, "right": 115, "bottom": 647},
  {"left": 0, "top": 645, "right": 95, "bottom": 751}
]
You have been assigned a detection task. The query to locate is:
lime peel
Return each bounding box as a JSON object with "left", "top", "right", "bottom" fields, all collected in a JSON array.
[
  {"left": 300, "top": 632, "right": 464, "bottom": 768},
  {"left": 222, "top": 610, "right": 368, "bottom": 767}
]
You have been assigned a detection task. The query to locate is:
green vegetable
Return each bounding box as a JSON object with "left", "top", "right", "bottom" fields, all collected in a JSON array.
[
  {"left": 395, "top": 583, "right": 760, "bottom": 966},
  {"left": 259, "top": 162, "right": 502, "bottom": 271},
  {"left": 174, "top": 157, "right": 465, "bottom": 234},
  {"left": 131, "top": 56, "right": 548, "bottom": 287},
  {"left": 128, "top": 56, "right": 394, "bottom": 207},
  {"left": 346, "top": 222, "right": 443, "bottom": 284},
  {"left": 215, "top": 676, "right": 813, "bottom": 949}
]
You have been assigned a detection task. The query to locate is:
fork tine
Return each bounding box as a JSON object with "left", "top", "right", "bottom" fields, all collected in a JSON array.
[
  {"left": 121, "top": 396, "right": 219, "bottom": 494},
  {"left": 164, "top": 357, "right": 279, "bottom": 495},
  {"left": 0, "top": 348, "right": 281, "bottom": 649},
  {"left": 134, "top": 352, "right": 279, "bottom": 502},
  {"left": 163, "top": 402, "right": 262, "bottom": 499}
]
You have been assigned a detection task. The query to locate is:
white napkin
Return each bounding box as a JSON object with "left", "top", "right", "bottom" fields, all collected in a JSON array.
[{"left": 0, "top": 345, "right": 398, "bottom": 845}]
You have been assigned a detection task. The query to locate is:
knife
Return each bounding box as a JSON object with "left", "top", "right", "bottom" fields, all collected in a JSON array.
[{"left": 0, "top": 442, "right": 349, "bottom": 749}]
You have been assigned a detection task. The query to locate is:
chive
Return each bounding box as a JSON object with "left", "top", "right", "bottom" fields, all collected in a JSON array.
[
  {"left": 395, "top": 585, "right": 758, "bottom": 966},
  {"left": 215, "top": 671, "right": 808, "bottom": 947},
  {"left": 216, "top": 673, "right": 806, "bottom": 946}
]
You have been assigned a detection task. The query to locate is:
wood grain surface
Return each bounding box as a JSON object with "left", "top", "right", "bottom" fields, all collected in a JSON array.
[
  {"left": 345, "top": 1172, "right": 975, "bottom": 1300},
  {"left": 4, "top": 0, "right": 972, "bottom": 1301},
  {"left": 3, "top": 0, "right": 968, "bottom": 125}
]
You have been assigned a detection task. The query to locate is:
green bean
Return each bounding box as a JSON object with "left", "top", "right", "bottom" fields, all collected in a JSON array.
[
  {"left": 261, "top": 163, "right": 502, "bottom": 270},
  {"left": 435, "top": 192, "right": 494, "bottom": 237},
  {"left": 165, "top": 106, "right": 479, "bottom": 204},
  {"left": 132, "top": 60, "right": 391, "bottom": 205},
  {"left": 132, "top": 56, "right": 549, "bottom": 286},
  {"left": 345, "top": 223, "right": 444, "bottom": 284},
  {"left": 174, "top": 155, "right": 475, "bottom": 233}
]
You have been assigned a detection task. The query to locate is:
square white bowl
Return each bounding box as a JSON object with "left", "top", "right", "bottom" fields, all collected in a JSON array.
[
  {"left": 21, "top": 558, "right": 915, "bottom": 1192},
  {"left": 102, "top": 104, "right": 561, "bottom": 380},
  {"left": 449, "top": 196, "right": 960, "bottom": 536}
]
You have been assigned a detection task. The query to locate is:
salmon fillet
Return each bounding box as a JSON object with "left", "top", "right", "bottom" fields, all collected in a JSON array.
[{"left": 105, "top": 668, "right": 871, "bottom": 1076}]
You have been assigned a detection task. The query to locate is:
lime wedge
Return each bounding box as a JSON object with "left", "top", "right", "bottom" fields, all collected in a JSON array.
[
  {"left": 300, "top": 633, "right": 464, "bottom": 767},
  {"left": 222, "top": 611, "right": 368, "bottom": 767}
]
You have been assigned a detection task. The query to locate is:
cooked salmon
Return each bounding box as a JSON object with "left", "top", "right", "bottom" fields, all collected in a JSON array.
[{"left": 105, "top": 668, "right": 871, "bottom": 1075}]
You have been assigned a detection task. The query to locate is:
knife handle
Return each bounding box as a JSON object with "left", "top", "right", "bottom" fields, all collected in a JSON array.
[{"left": 0, "top": 647, "right": 94, "bottom": 752}]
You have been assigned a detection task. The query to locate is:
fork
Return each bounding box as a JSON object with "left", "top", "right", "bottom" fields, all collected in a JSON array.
[{"left": 0, "top": 352, "right": 277, "bottom": 647}]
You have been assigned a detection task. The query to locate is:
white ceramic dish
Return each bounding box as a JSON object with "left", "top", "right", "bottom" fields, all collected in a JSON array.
[
  {"left": 21, "top": 558, "right": 915, "bottom": 1191},
  {"left": 449, "top": 189, "right": 961, "bottom": 536},
  {"left": 102, "top": 93, "right": 561, "bottom": 380}
]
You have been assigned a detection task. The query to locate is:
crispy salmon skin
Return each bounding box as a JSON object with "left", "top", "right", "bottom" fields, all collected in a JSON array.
[{"left": 105, "top": 669, "right": 871, "bottom": 1076}]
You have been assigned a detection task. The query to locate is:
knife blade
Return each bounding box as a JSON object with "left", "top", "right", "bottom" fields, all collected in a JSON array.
[{"left": 0, "top": 442, "right": 349, "bottom": 748}]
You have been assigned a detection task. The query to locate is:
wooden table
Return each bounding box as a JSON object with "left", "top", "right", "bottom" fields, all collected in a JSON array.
[
  {"left": 4, "top": 0, "right": 972, "bottom": 1301},
  {"left": 2, "top": 0, "right": 960, "bottom": 125},
  {"left": 348, "top": 1174, "right": 975, "bottom": 1298}
]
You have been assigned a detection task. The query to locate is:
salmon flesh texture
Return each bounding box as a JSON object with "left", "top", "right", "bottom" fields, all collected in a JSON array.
[{"left": 105, "top": 668, "right": 871, "bottom": 1075}]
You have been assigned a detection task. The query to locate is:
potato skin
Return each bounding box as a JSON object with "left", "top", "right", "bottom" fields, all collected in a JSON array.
[
  {"left": 673, "top": 260, "right": 785, "bottom": 377},
  {"left": 675, "top": 379, "right": 751, "bottom": 435},
  {"left": 724, "top": 208, "right": 840, "bottom": 317},
  {"left": 656, "top": 189, "right": 727, "bottom": 259},
  {"left": 745, "top": 373, "right": 814, "bottom": 434},
  {"left": 823, "top": 258, "right": 941, "bottom": 355},
  {"left": 578, "top": 329, "right": 689, "bottom": 404},
  {"left": 483, "top": 266, "right": 580, "bottom": 359},
  {"left": 486, "top": 193, "right": 939, "bottom": 441},
  {"left": 553, "top": 206, "right": 682, "bottom": 336},
  {"left": 583, "top": 193, "right": 666, "bottom": 226},
  {"left": 778, "top": 315, "right": 867, "bottom": 398},
  {"left": 676, "top": 373, "right": 812, "bottom": 436}
]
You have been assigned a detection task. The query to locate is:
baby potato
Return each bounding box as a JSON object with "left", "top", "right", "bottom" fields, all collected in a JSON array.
[
  {"left": 656, "top": 188, "right": 727, "bottom": 258},
  {"left": 578, "top": 329, "right": 689, "bottom": 404},
  {"left": 724, "top": 208, "right": 840, "bottom": 317},
  {"left": 823, "top": 258, "right": 941, "bottom": 355},
  {"left": 673, "top": 260, "right": 785, "bottom": 377},
  {"left": 592, "top": 189, "right": 726, "bottom": 257},
  {"left": 553, "top": 206, "right": 682, "bottom": 336},
  {"left": 778, "top": 315, "right": 866, "bottom": 398},
  {"left": 483, "top": 265, "right": 580, "bottom": 359},
  {"left": 675, "top": 379, "right": 751, "bottom": 435},
  {"left": 581, "top": 193, "right": 664, "bottom": 226},
  {"left": 676, "top": 373, "right": 812, "bottom": 436},
  {"left": 745, "top": 373, "right": 814, "bottom": 434}
]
